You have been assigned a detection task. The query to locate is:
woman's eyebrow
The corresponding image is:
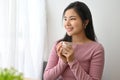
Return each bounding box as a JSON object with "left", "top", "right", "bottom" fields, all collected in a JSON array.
[
  {"left": 64, "top": 16, "right": 76, "bottom": 18},
  {"left": 70, "top": 16, "right": 76, "bottom": 18}
]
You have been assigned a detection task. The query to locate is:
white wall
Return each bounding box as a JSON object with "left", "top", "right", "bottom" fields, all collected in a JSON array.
[{"left": 45, "top": 0, "right": 120, "bottom": 80}]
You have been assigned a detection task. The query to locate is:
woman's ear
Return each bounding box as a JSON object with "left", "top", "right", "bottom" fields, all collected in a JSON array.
[{"left": 83, "top": 19, "right": 89, "bottom": 29}]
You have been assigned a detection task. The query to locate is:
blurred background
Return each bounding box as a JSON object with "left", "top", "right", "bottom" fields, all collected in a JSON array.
[{"left": 0, "top": 0, "right": 120, "bottom": 80}]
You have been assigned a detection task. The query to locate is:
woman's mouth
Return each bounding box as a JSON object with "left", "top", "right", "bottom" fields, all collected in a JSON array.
[{"left": 66, "top": 28, "right": 73, "bottom": 32}]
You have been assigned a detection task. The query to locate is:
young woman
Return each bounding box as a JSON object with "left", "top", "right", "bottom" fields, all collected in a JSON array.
[{"left": 44, "top": 1, "right": 104, "bottom": 80}]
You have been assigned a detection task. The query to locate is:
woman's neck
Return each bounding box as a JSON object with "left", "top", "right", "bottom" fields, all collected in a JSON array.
[{"left": 72, "top": 34, "right": 91, "bottom": 44}]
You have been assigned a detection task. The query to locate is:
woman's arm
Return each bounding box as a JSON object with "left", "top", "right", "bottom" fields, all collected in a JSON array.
[
  {"left": 43, "top": 42, "right": 68, "bottom": 80},
  {"left": 68, "top": 44, "right": 104, "bottom": 80}
]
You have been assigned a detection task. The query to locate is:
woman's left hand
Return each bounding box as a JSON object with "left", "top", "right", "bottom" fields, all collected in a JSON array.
[{"left": 62, "top": 45, "right": 74, "bottom": 62}]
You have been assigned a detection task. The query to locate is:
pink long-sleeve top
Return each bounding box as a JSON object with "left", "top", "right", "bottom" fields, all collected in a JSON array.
[{"left": 44, "top": 41, "right": 104, "bottom": 80}]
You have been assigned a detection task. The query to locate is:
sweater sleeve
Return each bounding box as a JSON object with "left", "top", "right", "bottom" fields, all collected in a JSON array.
[
  {"left": 68, "top": 44, "right": 104, "bottom": 80},
  {"left": 43, "top": 42, "right": 68, "bottom": 80}
]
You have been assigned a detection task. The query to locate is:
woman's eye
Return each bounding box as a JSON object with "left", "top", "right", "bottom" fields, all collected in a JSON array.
[
  {"left": 64, "top": 18, "right": 67, "bottom": 21},
  {"left": 70, "top": 18, "right": 76, "bottom": 20}
]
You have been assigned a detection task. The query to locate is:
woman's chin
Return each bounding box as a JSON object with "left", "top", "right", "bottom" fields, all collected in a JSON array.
[{"left": 67, "top": 33, "right": 72, "bottom": 36}]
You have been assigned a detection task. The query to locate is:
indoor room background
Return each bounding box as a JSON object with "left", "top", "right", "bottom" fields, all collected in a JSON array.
[
  {"left": 0, "top": 0, "right": 120, "bottom": 80},
  {"left": 45, "top": 0, "right": 120, "bottom": 80}
]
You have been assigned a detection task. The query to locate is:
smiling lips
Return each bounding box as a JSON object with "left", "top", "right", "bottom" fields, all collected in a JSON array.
[{"left": 66, "top": 27, "right": 73, "bottom": 32}]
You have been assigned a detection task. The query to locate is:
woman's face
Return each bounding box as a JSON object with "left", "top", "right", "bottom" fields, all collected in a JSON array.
[{"left": 63, "top": 9, "right": 85, "bottom": 36}]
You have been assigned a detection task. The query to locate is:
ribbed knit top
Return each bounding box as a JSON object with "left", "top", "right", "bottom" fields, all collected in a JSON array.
[{"left": 44, "top": 41, "right": 104, "bottom": 80}]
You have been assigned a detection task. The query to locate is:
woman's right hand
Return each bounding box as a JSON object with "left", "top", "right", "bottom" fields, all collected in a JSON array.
[{"left": 56, "top": 42, "right": 67, "bottom": 63}]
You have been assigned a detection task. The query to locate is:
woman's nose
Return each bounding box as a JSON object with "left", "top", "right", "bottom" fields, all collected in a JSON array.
[{"left": 65, "top": 20, "right": 71, "bottom": 26}]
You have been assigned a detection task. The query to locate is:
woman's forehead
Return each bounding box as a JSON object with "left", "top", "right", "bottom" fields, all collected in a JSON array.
[{"left": 64, "top": 9, "right": 79, "bottom": 17}]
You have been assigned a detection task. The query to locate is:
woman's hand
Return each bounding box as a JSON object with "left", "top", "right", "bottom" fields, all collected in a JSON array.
[
  {"left": 56, "top": 42, "right": 67, "bottom": 63},
  {"left": 62, "top": 43, "right": 74, "bottom": 63}
]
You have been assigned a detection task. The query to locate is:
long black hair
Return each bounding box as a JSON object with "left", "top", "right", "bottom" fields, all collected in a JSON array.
[{"left": 61, "top": 1, "right": 97, "bottom": 42}]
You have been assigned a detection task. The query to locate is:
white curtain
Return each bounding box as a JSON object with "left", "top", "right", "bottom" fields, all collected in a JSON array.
[{"left": 0, "top": 0, "right": 47, "bottom": 79}]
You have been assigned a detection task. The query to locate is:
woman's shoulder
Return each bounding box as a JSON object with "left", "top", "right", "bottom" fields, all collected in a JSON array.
[
  {"left": 89, "top": 41, "right": 104, "bottom": 51},
  {"left": 75, "top": 41, "right": 104, "bottom": 51},
  {"left": 92, "top": 41, "right": 104, "bottom": 48}
]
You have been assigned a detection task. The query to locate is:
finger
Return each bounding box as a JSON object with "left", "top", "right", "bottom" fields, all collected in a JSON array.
[
  {"left": 67, "top": 45, "right": 72, "bottom": 49},
  {"left": 63, "top": 48, "right": 74, "bottom": 56},
  {"left": 58, "top": 47, "right": 63, "bottom": 57},
  {"left": 56, "top": 42, "right": 62, "bottom": 52},
  {"left": 59, "top": 47, "right": 63, "bottom": 54},
  {"left": 62, "top": 51, "right": 67, "bottom": 56},
  {"left": 63, "top": 47, "right": 71, "bottom": 52}
]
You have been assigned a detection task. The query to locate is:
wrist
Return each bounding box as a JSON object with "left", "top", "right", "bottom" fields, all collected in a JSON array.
[{"left": 59, "top": 58, "right": 68, "bottom": 65}]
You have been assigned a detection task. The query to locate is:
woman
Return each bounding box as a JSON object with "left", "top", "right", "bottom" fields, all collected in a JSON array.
[{"left": 44, "top": 1, "right": 104, "bottom": 80}]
